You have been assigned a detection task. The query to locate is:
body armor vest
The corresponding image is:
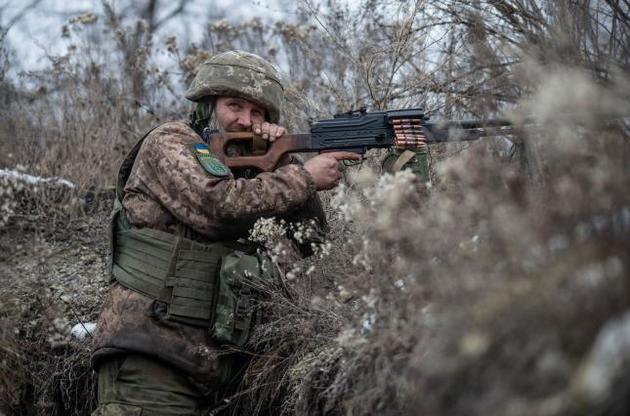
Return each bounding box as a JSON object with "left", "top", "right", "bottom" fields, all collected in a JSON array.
[{"left": 110, "top": 126, "right": 273, "bottom": 347}]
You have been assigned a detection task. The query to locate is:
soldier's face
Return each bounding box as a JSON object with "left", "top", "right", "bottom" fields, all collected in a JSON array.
[{"left": 215, "top": 97, "right": 266, "bottom": 132}]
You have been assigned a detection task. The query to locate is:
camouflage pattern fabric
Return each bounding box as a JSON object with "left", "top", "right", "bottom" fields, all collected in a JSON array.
[
  {"left": 92, "top": 283, "right": 230, "bottom": 385},
  {"left": 185, "top": 51, "right": 284, "bottom": 123},
  {"left": 121, "top": 120, "right": 315, "bottom": 240},
  {"left": 92, "top": 120, "right": 318, "bottom": 387}
]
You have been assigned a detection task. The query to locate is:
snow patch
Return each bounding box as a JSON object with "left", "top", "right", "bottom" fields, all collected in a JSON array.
[{"left": 0, "top": 168, "right": 75, "bottom": 189}]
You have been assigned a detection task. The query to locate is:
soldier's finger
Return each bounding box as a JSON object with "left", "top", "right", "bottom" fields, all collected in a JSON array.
[
  {"left": 275, "top": 126, "right": 287, "bottom": 137},
  {"left": 268, "top": 124, "right": 281, "bottom": 142},
  {"left": 261, "top": 122, "right": 271, "bottom": 140},
  {"left": 323, "top": 151, "right": 361, "bottom": 161}
]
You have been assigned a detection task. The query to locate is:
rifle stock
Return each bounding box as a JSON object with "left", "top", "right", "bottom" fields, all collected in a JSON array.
[{"left": 208, "top": 132, "right": 314, "bottom": 172}]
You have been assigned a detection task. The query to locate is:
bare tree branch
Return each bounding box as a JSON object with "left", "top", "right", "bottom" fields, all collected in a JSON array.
[
  {"left": 0, "top": 0, "right": 42, "bottom": 43},
  {"left": 153, "top": 0, "right": 187, "bottom": 31}
]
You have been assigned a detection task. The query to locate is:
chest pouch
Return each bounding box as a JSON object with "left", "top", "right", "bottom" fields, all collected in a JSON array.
[
  {"left": 110, "top": 203, "right": 275, "bottom": 347},
  {"left": 214, "top": 252, "right": 274, "bottom": 347}
]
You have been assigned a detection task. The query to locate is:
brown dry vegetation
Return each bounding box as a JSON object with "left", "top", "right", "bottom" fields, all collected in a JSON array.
[{"left": 1, "top": 1, "right": 629, "bottom": 415}]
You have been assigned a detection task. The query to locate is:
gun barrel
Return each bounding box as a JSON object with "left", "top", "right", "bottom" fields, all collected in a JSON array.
[
  {"left": 453, "top": 118, "right": 513, "bottom": 129},
  {"left": 423, "top": 118, "right": 516, "bottom": 142}
]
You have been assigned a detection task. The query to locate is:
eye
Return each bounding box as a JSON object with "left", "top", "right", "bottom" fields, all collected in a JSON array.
[
  {"left": 251, "top": 109, "right": 264, "bottom": 118},
  {"left": 228, "top": 102, "right": 241, "bottom": 111}
]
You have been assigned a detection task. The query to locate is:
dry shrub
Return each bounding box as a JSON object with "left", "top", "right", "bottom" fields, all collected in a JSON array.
[
  {"left": 0, "top": 168, "right": 110, "bottom": 415},
  {"left": 0, "top": 9, "right": 179, "bottom": 191},
  {"left": 0, "top": 8, "right": 204, "bottom": 416},
  {"left": 230, "top": 64, "right": 630, "bottom": 416},
  {"left": 0, "top": 1, "right": 629, "bottom": 415},
  {"left": 0, "top": 277, "right": 99, "bottom": 415}
]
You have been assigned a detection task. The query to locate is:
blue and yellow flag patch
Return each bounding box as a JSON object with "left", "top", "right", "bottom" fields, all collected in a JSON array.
[{"left": 190, "top": 143, "right": 231, "bottom": 177}]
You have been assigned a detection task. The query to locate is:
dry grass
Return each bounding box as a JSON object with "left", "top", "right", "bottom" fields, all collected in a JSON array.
[
  {"left": 236, "top": 111, "right": 629, "bottom": 415},
  {"left": 1, "top": 1, "right": 629, "bottom": 415}
]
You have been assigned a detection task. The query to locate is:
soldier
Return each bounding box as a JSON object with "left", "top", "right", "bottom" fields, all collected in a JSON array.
[{"left": 91, "top": 50, "right": 358, "bottom": 415}]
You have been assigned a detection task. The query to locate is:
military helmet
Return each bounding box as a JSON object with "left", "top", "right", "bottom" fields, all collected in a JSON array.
[{"left": 185, "top": 50, "right": 284, "bottom": 123}]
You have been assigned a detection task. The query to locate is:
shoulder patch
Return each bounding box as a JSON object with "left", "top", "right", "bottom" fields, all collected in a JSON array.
[{"left": 189, "top": 143, "right": 231, "bottom": 177}]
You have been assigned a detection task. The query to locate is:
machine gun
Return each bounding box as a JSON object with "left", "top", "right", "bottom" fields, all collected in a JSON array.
[{"left": 207, "top": 108, "right": 516, "bottom": 172}]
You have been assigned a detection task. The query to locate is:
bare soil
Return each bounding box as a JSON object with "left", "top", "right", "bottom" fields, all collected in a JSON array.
[{"left": 0, "top": 192, "right": 113, "bottom": 415}]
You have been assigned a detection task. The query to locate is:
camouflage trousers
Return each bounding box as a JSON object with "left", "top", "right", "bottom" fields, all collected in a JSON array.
[{"left": 91, "top": 354, "right": 218, "bottom": 416}]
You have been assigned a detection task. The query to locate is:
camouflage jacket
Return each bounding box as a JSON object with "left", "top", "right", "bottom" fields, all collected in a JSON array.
[{"left": 92, "top": 120, "right": 322, "bottom": 385}]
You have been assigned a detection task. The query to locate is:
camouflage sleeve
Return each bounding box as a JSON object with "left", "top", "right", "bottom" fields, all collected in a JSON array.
[{"left": 124, "top": 121, "right": 316, "bottom": 234}]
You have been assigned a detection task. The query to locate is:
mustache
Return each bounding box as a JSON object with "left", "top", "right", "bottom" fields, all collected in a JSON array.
[{"left": 224, "top": 125, "right": 253, "bottom": 133}]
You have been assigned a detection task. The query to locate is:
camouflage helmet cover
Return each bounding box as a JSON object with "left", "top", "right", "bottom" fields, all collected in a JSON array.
[{"left": 185, "top": 50, "right": 284, "bottom": 123}]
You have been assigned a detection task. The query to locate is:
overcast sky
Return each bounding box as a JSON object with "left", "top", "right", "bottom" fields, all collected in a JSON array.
[{"left": 2, "top": 0, "right": 300, "bottom": 73}]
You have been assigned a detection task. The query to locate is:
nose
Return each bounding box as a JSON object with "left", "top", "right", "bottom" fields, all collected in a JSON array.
[{"left": 236, "top": 111, "right": 253, "bottom": 128}]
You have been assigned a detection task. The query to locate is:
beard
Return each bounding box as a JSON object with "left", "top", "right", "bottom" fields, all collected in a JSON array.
[
  {"left": 206, "top": 115, "right": 252, "bottom": 157},
  {"left": 206, "top": 113, "right": 221, "bottom": 132},
  {"left": 208, "top": 114, "right": 252, "bottom": 133}
]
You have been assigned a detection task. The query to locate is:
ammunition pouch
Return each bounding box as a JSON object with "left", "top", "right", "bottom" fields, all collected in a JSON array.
[
  {"left": 382, "top": 148, "right": 431, "bottom": 181},
  {"left": 110, "top": 201, "right": 272, "bottom": 347},
  {"left": 215, "top": 253, "right": 268, "bottom": 347}
]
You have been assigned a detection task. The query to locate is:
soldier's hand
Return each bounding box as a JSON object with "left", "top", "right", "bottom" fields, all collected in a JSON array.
[
  {"left": 253, "top": 122, "right": 287, "bottom": 142},
  {"left": 304, "top": 152, "right": 361, "bottom": 190}
]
